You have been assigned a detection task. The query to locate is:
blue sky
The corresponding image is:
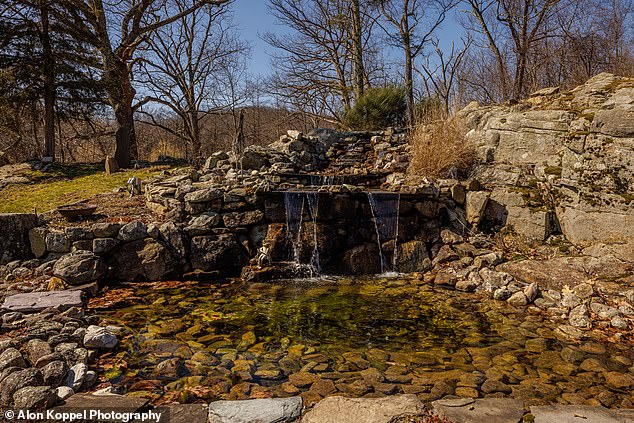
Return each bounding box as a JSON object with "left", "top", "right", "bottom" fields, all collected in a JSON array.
[{"left": 232, "top": 0, "right": 465, "bottom": 78}]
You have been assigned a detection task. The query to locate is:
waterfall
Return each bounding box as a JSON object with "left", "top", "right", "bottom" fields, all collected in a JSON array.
[
  {"left": 284, "top": 191, "right": 321, "bottom": 276},
  {"left": 368, "top": 193, "right": 401, "bottom": 274},
  {"left": 284, "top": 192, "right": 305, "bottom": 265},
  {"left": 306, "top": 192, "right": 320, "bottom": 273}
]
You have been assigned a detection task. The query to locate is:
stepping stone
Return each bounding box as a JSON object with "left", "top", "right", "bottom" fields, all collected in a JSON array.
[
  {"left": 51, "top": 393, "right": 149, "bottom": 417},
  {"left": 151, "top": 404, "right": 208, "bottom": 423},
  {"left": 433, "top": 398, "right": 525, "bottom": 423},
  {"left": 1, "top": 290, "right": 83, "bottom": 313},
  {"left": 208, "top": 397, "right": 302, "bottom": 423},
  {"left": 531, "top": 405, "right": 634, "bottom": 423},
  {"left": 302, "top": 395, "right": 425, "bottom": 423}
]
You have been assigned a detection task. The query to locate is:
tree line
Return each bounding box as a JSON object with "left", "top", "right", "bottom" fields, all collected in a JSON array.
[{"left": 0, "top": 0, "right": 632, "bottom": 167}]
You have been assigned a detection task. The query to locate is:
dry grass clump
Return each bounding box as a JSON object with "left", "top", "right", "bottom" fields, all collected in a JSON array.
[{"left": 408, "top": 117, "right": 479, "bottom": 180}]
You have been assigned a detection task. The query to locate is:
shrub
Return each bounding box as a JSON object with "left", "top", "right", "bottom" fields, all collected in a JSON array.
[
  {"left": 408, "top": 117, "right": 479, "bottom": 179},
  {"left": 341, "top": 86, "right": 406, "bottom": 131}
]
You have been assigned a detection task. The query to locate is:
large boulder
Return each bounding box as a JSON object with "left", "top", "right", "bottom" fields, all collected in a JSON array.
[
  {"left": 190, "top": 233, "right": 249, "bottom": 275},
  {"left": 53, "top": 251, "right": 104, "bottom": 285},
  {"left": 83, "top": 325, "right": 118, "bottom": 350},
  {"left": 208, "top": 397, "right": 302, "bottom": 423},
  {"left": 302, "top": 395, "right": 425, "bottom": 423},
  {"left": 0, "top": 213, "right": 38, "bottom": 263},
  {"left": 110, "top": 238, "right": 177, "bottom": 281}
]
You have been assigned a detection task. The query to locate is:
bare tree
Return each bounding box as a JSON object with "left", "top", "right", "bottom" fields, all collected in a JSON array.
[
  {"left": 420, "top": 37, "right": 471, "bottom": 115},
  {"left": 376, "top": 0, "right": 454, "bottom": 124},
  {"left": 266, "top": 0, "right": 382, "bottom": 121},
  {"left": 55, "top": 0, "right": 230, "bottom": 167},
  {"left": 136, "top": 1, "right": 247, "bottom": 160},
  {"left": 461, "top": 0, "right": 563, "bottom": 101}
]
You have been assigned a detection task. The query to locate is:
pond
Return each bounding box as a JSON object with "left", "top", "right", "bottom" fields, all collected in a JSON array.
[{"left": 94, "top": 276, "right": 634, "bottom": 408}]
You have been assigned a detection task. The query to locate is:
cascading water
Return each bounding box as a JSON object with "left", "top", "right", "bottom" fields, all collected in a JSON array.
[
  {"left": 368, "top": 193, "right": 401, "bottom": 274},
  {"left": 284, "top": 192, "right": 305, "bottom": 265},
  {"left": 284, "top": 191, "right": 321, "bottom": 276},
  {"left": 306, "top": 192, "right": 320, "bottom": 273}
]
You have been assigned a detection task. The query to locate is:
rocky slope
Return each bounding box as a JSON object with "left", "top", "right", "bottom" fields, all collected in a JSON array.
[{"left": 458, "top": 73, "right": 634, "bottom": 256}]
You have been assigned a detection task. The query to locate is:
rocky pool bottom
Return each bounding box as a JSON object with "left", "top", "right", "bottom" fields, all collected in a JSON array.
[{"left": 92, "top": 276, "right": 634, "bottom": 410}]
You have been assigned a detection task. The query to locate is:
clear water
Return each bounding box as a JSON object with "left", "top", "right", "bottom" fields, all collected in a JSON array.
[{"left": 94, "top": 277, "right": 634, "bottom": 408}]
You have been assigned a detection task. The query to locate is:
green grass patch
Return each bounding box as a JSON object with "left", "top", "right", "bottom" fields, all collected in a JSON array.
[{"left": 0, "top": 164, "right": 164, "bottom": 214}]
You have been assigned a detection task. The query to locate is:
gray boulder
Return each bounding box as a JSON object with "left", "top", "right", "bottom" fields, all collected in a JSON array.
[
  {"left": 208, "top": 397, "right": 302, "bottom": 423},
  {"left": 83, "top": 325, "right": 117, "bottom": 349},
  {"left": 53, "top": 251, "right": 104, "bottom": 285},
  {"left": 0, "top": 368, "right": 43, "bottom": 404},
  {"left": 13, "top": 386, "right": 57, "bottom": 410},
  {"left": 110, "top": 238, "right": 177, "bottom": 281},
  {"left": 46, "top": 232, "right": 71, "bottom": 253},
  {"left": 0, "top": 348, "right": 26, "bottom": 371},
  {"left": 118, "top": 221, "right": 148, "bottom": 242},
  {"left": 190, "top": 234, "right": 249, "bottom": 275}
]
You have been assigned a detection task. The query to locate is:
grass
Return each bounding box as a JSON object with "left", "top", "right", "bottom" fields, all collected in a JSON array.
[
  {"left": 408, "top": 117, "right": 479, "bottom": 179},
  {"left": 0, "top": 163, "right": 165, "bottom": 214}
]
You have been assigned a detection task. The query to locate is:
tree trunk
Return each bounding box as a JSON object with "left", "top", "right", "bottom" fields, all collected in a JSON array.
[
  {"left": 351, "top": 0, "right": 365, "bottom": 101},
  {"left": 404, "top": 36, "right": 414, "bottom": 126},
  {"left": 111, "top": 64, "right": 138, "bottom": 168},
  {"left": 190, "top": 110, "right": 201, "bottom": 160},
  {"left": 39, "top": 0, "right": 56, "bottom": 160}
]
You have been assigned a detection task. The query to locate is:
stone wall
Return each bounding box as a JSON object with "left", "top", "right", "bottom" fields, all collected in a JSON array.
[
  {"left": 0, "top": 213, "right": 38, "bottom": 264},
  {"left": 457, "top": 73, "right": 634, "bottom": 250}
]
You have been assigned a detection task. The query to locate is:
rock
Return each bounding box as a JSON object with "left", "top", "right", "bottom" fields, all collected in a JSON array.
[
  {"left": 46, "top": 232, "right": 71, "bottom": 253},
  {"left": 41, "top": 360, "right": 69, "bottom": 386},
  {"left": 1, "top": 290, "right": 83, "bottom": 313},
  {"left": 204, "top": 152, "right": 229, "bottom": 171},
  {"left": 83, "top": 326, "right": 117, "bottom": 349},
  {"left": 611, "top": 316, "right": 628, "bottom": 329},
  {"left": 531, "top": 405, "right": 634, "bottom": 423},
  {"left": 25, "top": 339, "right": 52, "bottom": 365},
  {"left": 155, "top": 404, "right": 209, "bottom": 423},
  {"left": 395, "top": 241, "right": 431, "bottom": 273},
  {"left": 13, "top": 386, "right": 57, "bottom": 409},
  {"left": 433, "top": 245, "right": 460, "bottom": 265},
  {"left": 302, "top": 395, "right": 425, "bottom": 423},
  {"left": 434, "top": 398, "right": 524, "bottom": 423},
  {"left": 223, "top": 211, "right": 264, "bottom": 228},
  {"left": 569, "top": 304, "right": 591, "bottom": 328},
  {"left": 561, "top": 292, "right": 581, "bottom": 308},
  {"left": 92, "top": 223, "right": 122, "bottom": 238},
  {"left": 466, "top": 191, "right": 490, "bottom": 225},
  {"left": 117, "top": 221, "right": 148, "bottom": 242},
  {"left": 0, "top": 348, "right": 26, "bottom": 371},
  {"left": 590, "top": 303, "right": 619, "bottom": 319},
  {"left": 111, "top": 238, "right": 177, "bottom": 281},
  {"left": 0, "top": 368, "right": 43, "bottom": 404},
  {"left": 480, "top": 379, "right": 512, "bottom": 394},
  {"left": 507, "top": 291, "right": 528, "bottom": 306},
  {"left": 64, "top": 363, "right": 87, "bottom": 390},
  {"left": 434, "top": 270, "right": 457, "bottom": 286},
  {"left": 54, "top": 386, "right": 74, "bottom": 400},
  {"left": 50, "top": 393, "right": 149, "bottom": 416},
  {"left": 0, "top": 213, "right": 38, "bottom": 263},
  {"left": 524, "top": 282, "right": 540, "bottom": 302},
  {"left": 493, "top": 287, "right": 513, "bottom": 301},
  {"left": 441, "top": 229, "right": 464, "bottom": 244},
  {"left": 29, "top": 227, "right": 49, "bottom": 258},
  {"left": 185, "top": 213, "right": 222, "bottom": 235},
  {"left": 92, "top": 238, "right": 120, "bottom": 255},
  {"left": 456, "top": 278, "right": 477, "bottom": 292},
  {"left": 53, "top": 251, "right": 104, "bottom": 285},
  {"left": 572, "top": 283, "right": 594, "bottom": 299},
  {"left": 208, "top": 397, "right": 303, "bottom": 423},
  {"left": 190, "top": 234, "right": 249, "bottom": 275}
]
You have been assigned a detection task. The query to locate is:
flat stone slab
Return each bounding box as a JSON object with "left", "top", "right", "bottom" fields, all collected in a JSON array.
[
  {"left": 52, "top": 393, "right": 149, "bottom": 416},
  {"left": 433, "top": 398, "right": 524, "bottom": 423},
  {"left": 208, "top": 397, "right": 303, "bottom": 423},
  {"left": 1, "top": 290, "right": 83, "bottom": 313},
  {"left": 150, "top": 404, "right": 208, "bottom": 423},
  {"left": 531, "top": 405, "right": 634, "bottom": 423},
  {"left": 302, "top": 395, "right": 425, "bottom": 423}
]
